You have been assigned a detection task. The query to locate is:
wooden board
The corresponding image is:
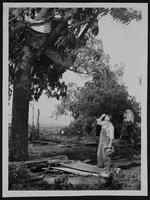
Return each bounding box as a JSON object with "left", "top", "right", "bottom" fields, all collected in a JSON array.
[
  {"left": 51, "top": 167, "right": 99, "bottom": 176},
  {"left": 60, "top": 161, "right": 105, "bottom": 174},
  {"left": 9, "top": 155, "right": 68, "bottom": 168}
]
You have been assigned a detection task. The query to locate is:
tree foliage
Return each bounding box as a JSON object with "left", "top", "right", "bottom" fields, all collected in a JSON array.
[
  {"left": 9, "top": 7, "right": 141, "bottom": 101},
  {"left": 56, "top": 40, "right": 141, "bottom": 137}
]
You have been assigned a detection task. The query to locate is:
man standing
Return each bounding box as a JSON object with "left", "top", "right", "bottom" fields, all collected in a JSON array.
[{"left": 96, "top": 114, "right": 114, "bottom": 169}]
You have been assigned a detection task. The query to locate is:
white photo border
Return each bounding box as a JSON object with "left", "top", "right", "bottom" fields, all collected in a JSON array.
[{"left": 3, "top": 2, "right": 148, "bottom": 197}]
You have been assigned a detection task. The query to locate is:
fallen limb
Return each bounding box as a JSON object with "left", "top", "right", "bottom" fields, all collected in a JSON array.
[
  {"left": 60, "top": 161, "right": 105, "bottom": 174},
  {"left": 9, "top": 155, "right": 68, "bottom": 169}
]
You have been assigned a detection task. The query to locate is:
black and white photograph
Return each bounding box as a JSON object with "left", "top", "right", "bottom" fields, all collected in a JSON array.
[{"left": 3, "top": 2, "right": 148, "bottom": 197}]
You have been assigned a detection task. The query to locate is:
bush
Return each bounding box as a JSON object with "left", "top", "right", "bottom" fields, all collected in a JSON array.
[
  {"left": 63, "top": 116, "right": 96, "bottom": 136},
  {"left": 9, "top": 164, "right": 31, "bottom": 190},
  {"left": 63, "top": 119, "right": 84, "bottom": 136}
]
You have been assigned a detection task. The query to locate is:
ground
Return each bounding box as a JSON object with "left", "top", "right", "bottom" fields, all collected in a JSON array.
[{"left": 26, "top": 134, "right": 141, "bottom": 190}]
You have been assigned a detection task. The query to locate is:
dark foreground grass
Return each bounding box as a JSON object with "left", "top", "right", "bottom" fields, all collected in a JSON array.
[{"left": 9, "top": 164, "right": 140, "bottom": 190}]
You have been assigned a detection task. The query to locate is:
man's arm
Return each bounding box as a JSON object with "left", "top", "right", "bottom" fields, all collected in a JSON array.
[{"left": 97, "top": 114, "right": 106, "bottom": 125}]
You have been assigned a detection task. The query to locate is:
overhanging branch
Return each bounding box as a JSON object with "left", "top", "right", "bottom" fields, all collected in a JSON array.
[
  {"left": 45, "top": 47, "right": 75, "bottom": 68},
  {"left": 45, "top": 47, "right": 90, "bottom": 76},
  {"left": 35, "top": 8, "right": 50, "bottom": 20},
  {"left": 67, "top": 68, "right": 89, "bottom": 75},
  {"left": 78, "top": 10, "right": 100, "bottom": 43},
  {"left": 41, "top": 9, "right": 78, "bottom": 53}
]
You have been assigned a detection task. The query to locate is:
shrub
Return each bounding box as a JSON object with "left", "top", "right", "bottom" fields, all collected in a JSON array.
[{"left": 9, "top": 164, "right": 31, "bottom": 190}]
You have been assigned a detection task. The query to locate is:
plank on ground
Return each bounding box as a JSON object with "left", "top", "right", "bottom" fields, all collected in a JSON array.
[
  {"left": 60, "top": 161, "right": 104, "bottom": 174},
  {"left": 51, "top": 166, "right": 99, "bottom": 176},
  {"left": 9, "top": 155, "right": 68, "bottom": 168}
]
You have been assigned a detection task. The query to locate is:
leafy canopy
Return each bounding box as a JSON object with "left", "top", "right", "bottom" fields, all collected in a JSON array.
[
  {"left": 9, "top": 7, "right": 141, "bottom": 101},
  {"left": 55, "top": 39, "right": 141, "bottom": 136}
]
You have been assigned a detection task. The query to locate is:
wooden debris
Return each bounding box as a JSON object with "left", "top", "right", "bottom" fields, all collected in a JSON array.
[
  {"left": 83, "top": 159, "right": 91, "bottom": 163},
  {"left": 32, "top": 140, "right": 60, "bottom": 145},
  {"left": 29, "top": 174, "right": 45, "bottom": 182},
  {"left": 47, "top": 155, "right": 68, "bottom": 165},
  {"left": 32, "top": 140, "right": 52, "bottom": 145},
  {"left": 43, "top": 175, "right": 107, "bottom": 186},
  {"left": 60, "top": 161, "right": 105, "bottom": 174},
  {"left": 51, "top": 167, "right": 99, "bottom": 176},
  {"left": 9, "top": 154, "right": 124, "bottom": 188},
  {"left": 84, "top": 142, "right": 97, "bottom": 146},
  {"left": 113, "top": 160, "right": 141, "bottom": 169},
  {"left": 9, "top": 155, "right": 68, "bottom": 168}
]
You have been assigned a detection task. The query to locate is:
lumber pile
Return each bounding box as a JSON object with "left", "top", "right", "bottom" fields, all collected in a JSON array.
[
  {"left": 9, "top": 155, "right": 115, "bottom": 187},
  {"left": 10, "top": 154, "right": 141, "bottom": 187}
]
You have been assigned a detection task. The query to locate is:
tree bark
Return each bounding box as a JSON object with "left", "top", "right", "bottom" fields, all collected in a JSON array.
[
  {"left": 9, "top": 9, "right": 78, "bottom": 162},
  {"left": 9, "top": 83, "right": 29, "bottom": 161},
  {"left": 9, "top": 47, "right": 32, "bottom": 161}
]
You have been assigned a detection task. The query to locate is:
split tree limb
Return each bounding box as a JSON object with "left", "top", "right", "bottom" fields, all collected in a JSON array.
[
  {"left": 45, "top": 47, "right": 75, "bottom": 68},
  {"left": 67, "top": 68, "right": 89, "bottom": 75},
  {"left": 40, "top": 9, "right": 78, "bottom": 55},
  {"left": 35, "top": 8, "right": 50, "bottom": 20},
  {"left": 78, "top": 11, "right": 99, "bottom": 41}
]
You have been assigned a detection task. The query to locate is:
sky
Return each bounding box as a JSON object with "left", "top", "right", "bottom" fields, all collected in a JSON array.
[{"left": 8, "top": 7, "right": 147, "bottom": 126}]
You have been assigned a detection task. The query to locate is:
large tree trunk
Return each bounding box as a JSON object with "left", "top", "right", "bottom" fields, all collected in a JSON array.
[
  {"left": 9, "top": 83, "right": 30, "bottom": 161},
  {"left": 9, "top": 9, "right": 50, "bottom": 162},
  {"left": 9, "top": 47, "right": 32, "bottom": 161},
  {"left": 9, "top": 8, "right": 76, "bottom": 162}
]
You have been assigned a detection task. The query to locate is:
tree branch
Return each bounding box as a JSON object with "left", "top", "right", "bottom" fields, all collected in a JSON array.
[
  {"left": 43, "top": 9, "right": 78, "bottom": 52},
  {"left": 45, "top": 47, "right": 89, "bottom": 75},
  {"left": 45, "top": 47, "right": 75, "bottom": 67},
  {"left": 67, "top": 68, "right": 88, "bottom": 75},
  {"left": 78, "top": 11, "right": 99, "bottom": 42},
  {"left": 45, "top": 48, "right": 90, "bottom": 76},
  {"left": 35, "top": 8, "right": 50, "bottom": 20},
  {"left": 78, "top": 22, "right": 92, "bottom": 40}
]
